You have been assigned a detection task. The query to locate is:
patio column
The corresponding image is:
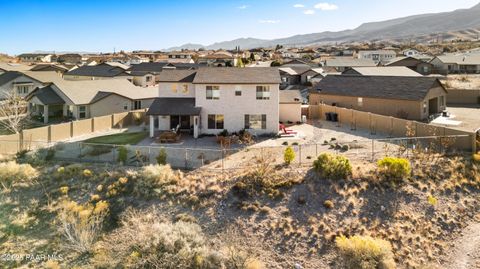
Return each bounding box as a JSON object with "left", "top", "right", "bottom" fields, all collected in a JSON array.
[
  {"left": 43, "top": 105, "right": 49, "bottom": 124},
  {"left": 149, "top": 115, "right": 154, "bottom": 138},
  {"left": 193, "top": 115, "right": 199, "bottom": 139}
]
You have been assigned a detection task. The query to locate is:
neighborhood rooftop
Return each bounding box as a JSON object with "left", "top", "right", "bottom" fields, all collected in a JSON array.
[
  {"left": 192, "top": 67, "right": 281, "bottom": 84},
  {"left": 314, "top": 75, "right": 445, "bottom": 101}
]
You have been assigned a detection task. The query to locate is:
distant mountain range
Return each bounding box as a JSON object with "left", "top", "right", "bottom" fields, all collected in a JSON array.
[{"left": 167, "top": 3, "right": 480, "bottom": 51}]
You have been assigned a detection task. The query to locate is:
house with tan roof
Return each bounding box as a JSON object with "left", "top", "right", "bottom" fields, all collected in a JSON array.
[
  {"left": 430, "top": 55, "right": 480, "bottom": 74},
  {"left": 26, "top": 79, "right": 157, "bottom": 123},
  {"left": 0, "top": 71, "right": 64, "bottom": 99},
  {"left": 147, "top": 67, "right": 282, "bottom": 138},
  {"left": 342, "top": 66, "right": 423, "bottom": 77}
]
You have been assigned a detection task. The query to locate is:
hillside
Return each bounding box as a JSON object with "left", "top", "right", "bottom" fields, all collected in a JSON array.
[{"left": 169, "top": 3, "right": 480, "bottom": 50}]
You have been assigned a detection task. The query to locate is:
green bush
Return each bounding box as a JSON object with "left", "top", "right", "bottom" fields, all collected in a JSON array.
[
  {"left": 283, "top": 146, "right": 295, "bottom": 165},
  {"left": 377, "top": 157, "right": 411, "bottom": 181},
  {"left": 156, "top": 148, "right": 167, "bottom": 165},
  {"left": 313, "top": 153, "right": 352, "bottom": 180},
  {"left": 117, "top": 146, "right": 128, "bottom": 164},
  {"left": 336, "top": 235, "right": 396, "bottom": 269}
]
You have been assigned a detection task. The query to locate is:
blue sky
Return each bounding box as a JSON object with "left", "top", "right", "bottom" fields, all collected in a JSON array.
[{"left": 0, "top": 0, "right": 478, "bottom": 55}]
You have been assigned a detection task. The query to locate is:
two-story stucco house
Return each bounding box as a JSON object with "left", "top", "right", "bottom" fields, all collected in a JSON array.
[{"left": 147, "top": 68, "right": 281, "bottom": 138}]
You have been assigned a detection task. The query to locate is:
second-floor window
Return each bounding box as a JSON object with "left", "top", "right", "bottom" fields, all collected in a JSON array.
[
  {"left": 206, "top": 86, "right": 220, "bottom": 100},
  {"left": 256, "top": 86, "right": 270, "bottom": 100},
  {"left": 16, "top": 85, "right": 30, "bottom": 94},
  {"left": 134, "top": 100, "right": 142, "bottom": 110},
  {"left": 357, "top": 97, "right": 363, "bottom": 107}
]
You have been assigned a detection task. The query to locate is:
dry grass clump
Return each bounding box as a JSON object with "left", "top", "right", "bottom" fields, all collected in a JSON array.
[
  {"left": 93, "top": 208, "right": 223, "bottom": 269},
  {"left": 134, "top": 164, "right": 183, "bottom": 196},
  {"left": 0, "top": 161, "right": 38, "bottom": 190},
  {"left": 234, "top": 154, "right": 303, "bottom": 198},
  {"left": 56, "top": 199, "right": 109, "bottom": 253},
  {"left": 336, "top": 235, "right": 396, "bottom": 269}
]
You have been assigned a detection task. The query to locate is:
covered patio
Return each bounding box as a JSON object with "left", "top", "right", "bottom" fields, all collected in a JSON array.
[
  {"left": 27, "top": 85, "right": 67, "bottom": 123},
  {"left": 147, "top": 98, "right": 201, "bottom": 139}
]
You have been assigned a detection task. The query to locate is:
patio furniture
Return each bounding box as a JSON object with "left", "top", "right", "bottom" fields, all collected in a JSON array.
[{"left": 156, "top": 124, "right": 182, "bottom": 143}]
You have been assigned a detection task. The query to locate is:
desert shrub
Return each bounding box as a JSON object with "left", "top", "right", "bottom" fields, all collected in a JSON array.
[
  {"left": 0, "top": 161, "right": 38, "bottom": 190},
  {"left": 313, "top": 153, "right": 352, "bottom": 180},
  {"left": 93, "top": 208, "right": 223, "bottom": 269},
  {"left": 56, "top": 199, "right": 109, "bottom": 253},
  {"left": 377, "top": 157, "right": 411, "bottom": 181},
  {"left": 473, "top": 153, "right": 480, "bottom": 163},
  {"left": 284, "top": 146, "right": 295, "bottom": 165},
  {"left": 135, "top": 164, "right": 180, "bottom": 196},
  {"left": 156, "top": 148, "right": 167, "bottom": 165},
  {"left": 335, "top": 235, "right": 396, "bottom": 269},
  {"left": 117, "top": 146, "right": 128, "bottom": 164},
  {"left": 323, "top": 200, "right": 334, "bottom": 209}
]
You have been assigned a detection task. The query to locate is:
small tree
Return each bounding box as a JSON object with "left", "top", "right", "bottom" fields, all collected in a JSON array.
[
  {"left": 117, "top": 146, "right": 128, "bottom": 164},
  {"left": 0, "top": 91, "right": 29, "bottom": 134},
  {"left": 283, "top": 146, "right": 295, "bottom": 165},
  {"left": 156, "top": 148, "right": 167, "bottom": 165}
]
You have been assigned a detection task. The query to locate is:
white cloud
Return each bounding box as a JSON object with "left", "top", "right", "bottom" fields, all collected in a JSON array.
[
  {"left": 259, "top": 19, "right": 280, "bottom": 24},
  {"left": 314, "top": 2, "right": 339, "bottom": 10},
  {"left": 293, "top": 4, "right": 305, "bottom": 8},
  {"left": 237, "top": 5, "right": 249, "bottom": 9},
  {"left": 303, "top": 9, "right": 315, "bottom": 15}
]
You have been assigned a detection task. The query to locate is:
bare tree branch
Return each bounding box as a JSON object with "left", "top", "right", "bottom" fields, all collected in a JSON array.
[{"left": 0, "top": 90, "right": 29, "bottom": 134}]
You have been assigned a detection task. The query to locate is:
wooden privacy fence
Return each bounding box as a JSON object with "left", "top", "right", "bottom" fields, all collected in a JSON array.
[
  {"left": 0, "top": 109, "right": 147, "bottom": 154},
  {"left": 308, "top": 104, "right": 476, "bottom": 152}
]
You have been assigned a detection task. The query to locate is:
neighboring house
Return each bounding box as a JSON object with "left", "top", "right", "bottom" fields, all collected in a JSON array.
[
  {"left": 0, "top": 71, "right": 63, "bottom": 99},
  {"left": 279, "top": 67, "right": 323, "bottom": 88},
  {"left": 167, "top": 52, "right": 195, "bottom": 63},
  {"left": 279, "top": 89, "right": 303, "bottom": 124},
  {"left": 357, "top": 50, "right": 397, "bottom": 64},
  {"left": 430, "top": 55, "right": 480, "bottom": 74},
  {"left": 17, "top": 53, "right": 56, "bottom": 63},
  {"left": 323, "top": 57, "right": 376, "bottom": 72},
  {"left": 63, "top": 62, "right": 131, "bottom": 81},
  {"left": 342, "top": 66, "right": 423, "bottom": 77},
  {"left": 128, "top": 62, "right": 201, "bottom": 87},
  {"left": 147, "top": 68, "right": 281, "bottom": 138},
  {"left": 310, "top": 75, "right": 447, "bottom": 121},
  {"left": 26, "top": 79, "right": 157, "bottom": 123},
  {"left": 29, "top": 64, "right": 69, "bottom": 74},
  {"left": 197, "top": 52, "right": 235, "bottom": 67},
  {"left": 385, "top": 57, "right": 433, "bottom": 75},
  {"left": 402, "top": 49, "right": 420, "bottom": 57},
  {"left": 57, "top": 54, "right": 82, "bottom": 64},
  {"left": 282, "top": 59, "right": 317, "bottom": 68},
  {"left": 0, "top": 62, "right": 31, "bottom": 75}
]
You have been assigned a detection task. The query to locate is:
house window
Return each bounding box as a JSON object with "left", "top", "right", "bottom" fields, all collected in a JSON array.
[
  {"left": 439, "top": 96, "right": 445, "bottom": 107},
  {"left": 182, "top": 84, "right": 189, "bottom": 94},
  {"left": 245, "top": 114, "right": 266, "bottom": 130},
  {"left": 123, "top": 103, "right": 129, "bottom": 110},
  {"left": 16, "top": 85, "right": 29, "bottom": 94},
  {"left": 235, "top": 90, "right": 242, "bottom": 96},
  {"left": 146, "top": 76, "right": 152, "bottom": 82},
  {"left": 423, "top": 101, "right": 427, "bottom": 114},
  {"left": 357, "top": 97, "right": 363, "bottom": 107},
  {"left": 134, "top": 100, "right": 142, "bottom": 110},
  {"left": 206, "top": 86, "right": 220, "bottom": 100},
  {"left": 79, "top": 106, "right": 86, "bottom": 119},
  {"left": 256, "top": 86, "right": 270, "bottom": 100},
  {"left": 171, "top": 84, "right": 178, "bottom": 93},
  {"left": 207, "top": 114, "right": 224, "bottom": 129}
]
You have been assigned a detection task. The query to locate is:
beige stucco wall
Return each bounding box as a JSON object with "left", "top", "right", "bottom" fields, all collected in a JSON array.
[
  {"left": 158, "top": 82, "right": 195, "bottom": 98},
  {"left": 280, "top": 103, "right": 302, "bottom": 123},
  {"left": 93, "top": 115, "right": 113, "bottom": 132},
  {"left": 132, "top": 74, "right": 156, "bottom": 87},
  {"left": 50, "top": 122, "right": 72, "bottom": 141},
  {"left": 447, "top": 89, "right": 480, "bottom": 105},
  {"left": 72, "top": 119, "right": 93, "bottom": 137},
  {"left": 195, "top": 83, "right": 280, "bottom": 135},
  {"left": 310, "top": 93, "right": 423, "bottom": 120},
  {"left": 89, "top": 94, "right": 131, "bottom": 118}
]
